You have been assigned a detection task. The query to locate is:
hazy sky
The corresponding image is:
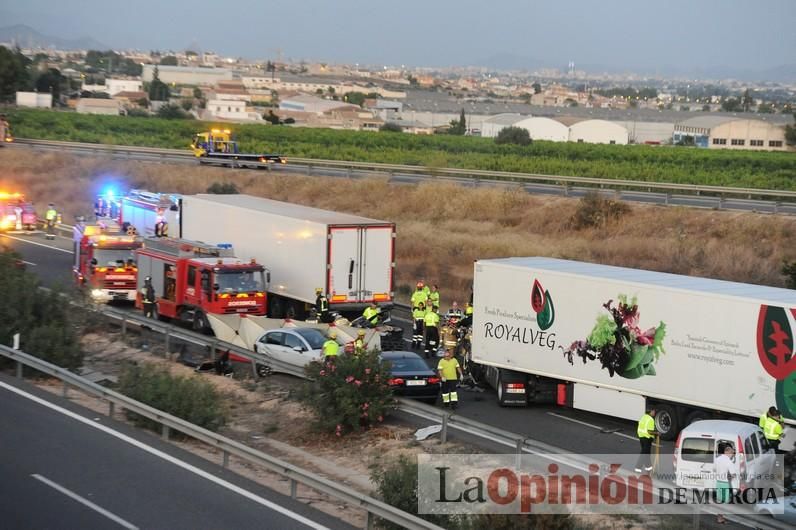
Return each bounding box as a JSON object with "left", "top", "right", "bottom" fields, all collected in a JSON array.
[{"left": 2, "top": 0, "right": 795, "bottom": 72}]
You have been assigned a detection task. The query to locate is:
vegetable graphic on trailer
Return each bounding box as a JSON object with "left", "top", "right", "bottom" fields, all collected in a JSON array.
[{"left": 562, "top": 294, "right": 667, "bottom": 379}]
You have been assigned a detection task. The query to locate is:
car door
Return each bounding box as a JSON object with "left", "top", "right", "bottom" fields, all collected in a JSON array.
[
  {"left": 257, "top": 331, "right": 285, "bottom": 365},
  {"left": 753, "top": 432, "right": 776, "bottom": 482},
  {"left": 282, "top": 332, "right": 310, "bottom": 368}
]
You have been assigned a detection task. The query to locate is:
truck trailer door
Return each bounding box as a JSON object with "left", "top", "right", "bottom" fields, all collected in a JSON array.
[{"left": 328, "top": 226, "right": 393, "bottom": 304}]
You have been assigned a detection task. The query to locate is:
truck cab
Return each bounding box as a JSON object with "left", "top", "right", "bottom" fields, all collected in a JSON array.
[
  {"left": 73, "top": 222, "right": 141, "bottom": 303},
  {"left": 191, "top": 129, "right": 238, "bottom": 157},
  {"left": 135, "top": 238, "right": 268, "bottom": 332}
]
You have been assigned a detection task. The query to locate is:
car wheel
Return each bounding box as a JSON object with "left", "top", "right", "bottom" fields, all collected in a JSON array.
[
  {"left": 654, "top": 404, "right": 679, "bottom": 441},
  {"left": 256, "top": 363, "right": 273, "bottom": 377}
]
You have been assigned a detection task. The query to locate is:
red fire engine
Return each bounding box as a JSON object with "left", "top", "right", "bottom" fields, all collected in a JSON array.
[
  {"left": 135, "top": 237, "right": 268, "bottom": 332},
  {"left": 73, "top": 222, "right": 141, "bottom": 303},
  {"left": 0, "top": 191, "right": 37, "bottom": 232}
]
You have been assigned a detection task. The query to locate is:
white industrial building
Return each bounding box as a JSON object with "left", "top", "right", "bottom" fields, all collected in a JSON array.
[
  {"left": 673, "top": 117, "right": 787, "bottom": 151},
  {"left": 568, "top": 119, "right": 629, "bottom": 145},
  {"left": 279, "top": 94, "right": 358, "bottom": 115},
  {"left": 141, "top": 65, "right": 233, "bottom": 86},
  {"left": 513, "top": 117, "right": 569, "bottom": 142},
  {"left": 205, "top": 99, "right": 262, "bottom": 122},
  {"left": 106, "top": 79, "right": 143, "bottom": 96},
  {"left": 16, "top": 91, "right": 52, "bottom": 108},
  {"left": 76, "top": 98, "right": 122, "bottom": 116},
  {"left": 480, "top": 113, "right": 523, "bottom": 138}
]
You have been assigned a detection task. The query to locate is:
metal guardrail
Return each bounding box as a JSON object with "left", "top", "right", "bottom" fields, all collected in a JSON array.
[
  {"left": 14, "top": 137, "right": 796, "bottom": 202},
  {"left": 4, "top": 291, "right": 786, "bottom": 529},
  {"left": 0, "top": 343, "right": 443, "bottom": 530}
]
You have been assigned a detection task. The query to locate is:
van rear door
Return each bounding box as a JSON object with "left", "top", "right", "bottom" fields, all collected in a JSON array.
[{"left": 676, "top": 436, "right": 715, "bottom": 489}]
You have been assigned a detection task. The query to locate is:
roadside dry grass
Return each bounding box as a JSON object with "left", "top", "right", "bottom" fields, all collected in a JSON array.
[{"left": 2, "top": 147, "right": 795, "bottom": 305}]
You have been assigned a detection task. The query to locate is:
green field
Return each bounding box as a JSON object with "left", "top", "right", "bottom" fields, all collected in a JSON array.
[{"left": 7, "top": 108, "right": 796, "bottom": 190}]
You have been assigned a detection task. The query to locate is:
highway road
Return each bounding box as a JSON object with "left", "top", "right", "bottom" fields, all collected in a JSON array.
[
  {"left": 0, "top": 373, "right": 351, "bottom": 530},
  {"left": 11, "top": 142, "right": 796, "bottom": 215},
  {"left": 1, "top": 229, "right": 675, "bottom": 467}
]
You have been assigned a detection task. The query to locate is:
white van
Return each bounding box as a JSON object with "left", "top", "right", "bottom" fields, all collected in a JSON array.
[{"left": 674, "top": 420, "right": 777, "bottom": 490}]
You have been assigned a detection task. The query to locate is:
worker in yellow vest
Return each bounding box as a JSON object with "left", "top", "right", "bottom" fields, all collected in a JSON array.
[
  {"left": 764, "top": 412, "right": 784, "bottom": 452},
  {"left": 323, "top": 331, "right": 339, "bottom": 362},
  {"left": 437, "top": 349, "right": 463, "bottom": 409},
  {"left": 759, "top": 406, "right": 778, "bottom": 429},
  {"left": 635, "top": 408, "right": 658, "bottom": 473},
  {"left": 45, "top": 203, "right": 57, "bottom": 240},
  {"left": 412, "top": 302, "right": 426, "bottom": 349},
  {"left": 428, "top": 284, "right": 440, "bottom": 312},
  {"left": 424, "top": 306, "right": 440, "bottom": 358},
  {"left": 411, "top": 281, "right": 428, "bottom": 309},
  {"left": 353, "top": 330, "right": 366, "bottom": 356},
  {"left": 362, "top": 302, "right": 381, "bottom": 327}
]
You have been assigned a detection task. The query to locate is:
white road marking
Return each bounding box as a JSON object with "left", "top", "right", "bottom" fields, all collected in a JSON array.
[
  {"left": 1, "top": 382, "right": 329, "bottom": 530},
  {"left": 547, "top": 412, "right": 660, "bottom": 445},
  {"left": 22, "top": 260, "right": 37, "bottom": 266},
  {"left": 32, "top": 474, "right": 139, "bottom": 530},
  {"left": 0, "top": 233, "right": 73, "bottom": 254}
]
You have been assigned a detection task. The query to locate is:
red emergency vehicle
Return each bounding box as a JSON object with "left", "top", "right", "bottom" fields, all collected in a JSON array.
[
  {"left": 73, "top": 222, "right": 141, "bottom": 303},
  {"left": 135, "top": 237, "right": 268, "bottom": 332},
  {"left": 0, "top": 192, "right": 38, "bottom": 232}
]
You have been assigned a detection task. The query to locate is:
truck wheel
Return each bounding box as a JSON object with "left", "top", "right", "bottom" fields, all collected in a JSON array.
[
  {"left": 653, "top": 404, "right": 679, "bottom": 441},
  {"left": 685, "top": 410, "right": 711, "bottom": 426},
  {"left": 497, "top": 373, "right": 508, "bottom": 407}
]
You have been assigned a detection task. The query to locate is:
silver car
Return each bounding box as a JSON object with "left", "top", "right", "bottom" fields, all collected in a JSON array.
[{"left": 254, "top": 327, "right": 327, "bottom": 375}]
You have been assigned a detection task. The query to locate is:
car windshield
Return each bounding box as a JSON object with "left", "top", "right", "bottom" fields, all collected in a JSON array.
[
  {"left": 94, "top": 248, "right": 136, "bottom": 267},
  {"left": 384, "top": 355, "right": 429, "bottom": 372},
  {"left": 293, "top": 328, "right": 325, "bottom": 350},
  {"left": 216, "top": 269, "right": 265, "bottom": 293}
]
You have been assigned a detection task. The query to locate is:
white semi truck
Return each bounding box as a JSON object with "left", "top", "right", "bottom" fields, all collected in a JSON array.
[
  {"left": 178, "top": 194, "right": 395, "bottom": 319},
  {"left": 471, "top": 257, "right": 796, "bottom": 443}
]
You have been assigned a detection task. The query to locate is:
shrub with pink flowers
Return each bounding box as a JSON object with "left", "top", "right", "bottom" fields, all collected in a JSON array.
[{"left": 299, "top": 349, "right": 397, "bottom": 436}]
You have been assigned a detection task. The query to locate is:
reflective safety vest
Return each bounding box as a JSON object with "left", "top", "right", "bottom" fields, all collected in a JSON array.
[
  {"left": 428, "top": 291, "right": 440, "bottom": 310},
  {"left": 322, "top": 339, "right": 339, "bottom": 357},
  {"left": 759, "top": 413, "right": 768, "bottom": 429},
  {"left": 424, "top": 310, "right": 440, "bottom": 328},
  {"left": 465, "top": 305, "right": 473, "bottom": 316},
  {"left": 411, "top": 290, "right": 428, "bottom": 308},
  {"left": 317, "top": 295, "right": 328, "bottom": 313},
  {"left": 354, "top": 338, "right": 365, "bottom": 355},
  {"left": 363, "top": 306, "right": 380, "bottom": 324},
  {"left": 764, "top": 417, "right": 783, "bottom": 441},
  {"left": 412, "top": 307, "right": 426, "bottom": 320},
  {"left": 637, "top": 414, "right": 655, "bottom": 439},
  {"left": 45, "top": 208, "right": 57, "bottom": 221}
]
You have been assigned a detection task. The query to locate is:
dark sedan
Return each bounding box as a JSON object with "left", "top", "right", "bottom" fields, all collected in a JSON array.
[{"left": 380, "top": 351, "right": 441, "bottom": 404}]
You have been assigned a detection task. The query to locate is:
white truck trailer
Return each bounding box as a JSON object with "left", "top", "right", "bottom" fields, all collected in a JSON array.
[
  {"left": 178, "top": 194, "right": 396, "bottom": 319},
  {"left": 471, "top": 257, "right": 796, "bottom": 442}
]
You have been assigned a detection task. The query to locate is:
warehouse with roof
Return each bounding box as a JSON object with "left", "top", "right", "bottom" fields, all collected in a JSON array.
[
  {"left": 673, "top": 117, "right": 788, "bottom": 151},
  {"left": 568, "top": 119, "right": 629, "bottom": 145},
  {"left": 480, "top": 113, "right": 523, "bottom": 138},
  {"left": 513, "top": 117, "right": 570, "bottom": 142}
]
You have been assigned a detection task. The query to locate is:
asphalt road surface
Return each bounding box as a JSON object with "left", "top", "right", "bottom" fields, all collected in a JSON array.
[
  {"left": 0, "top": 373, "right": 351, "bottom": 530},
  {"left": 3, "top": 230, "right": 674, "bottom": 465}
]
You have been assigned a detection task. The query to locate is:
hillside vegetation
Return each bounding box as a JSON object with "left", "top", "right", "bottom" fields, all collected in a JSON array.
[
  {"left": 2, "top": 148, "right": 795, "bottom": 305},
  {"left": 6, "top": 108, "right": 796, "bottom": 190}
]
